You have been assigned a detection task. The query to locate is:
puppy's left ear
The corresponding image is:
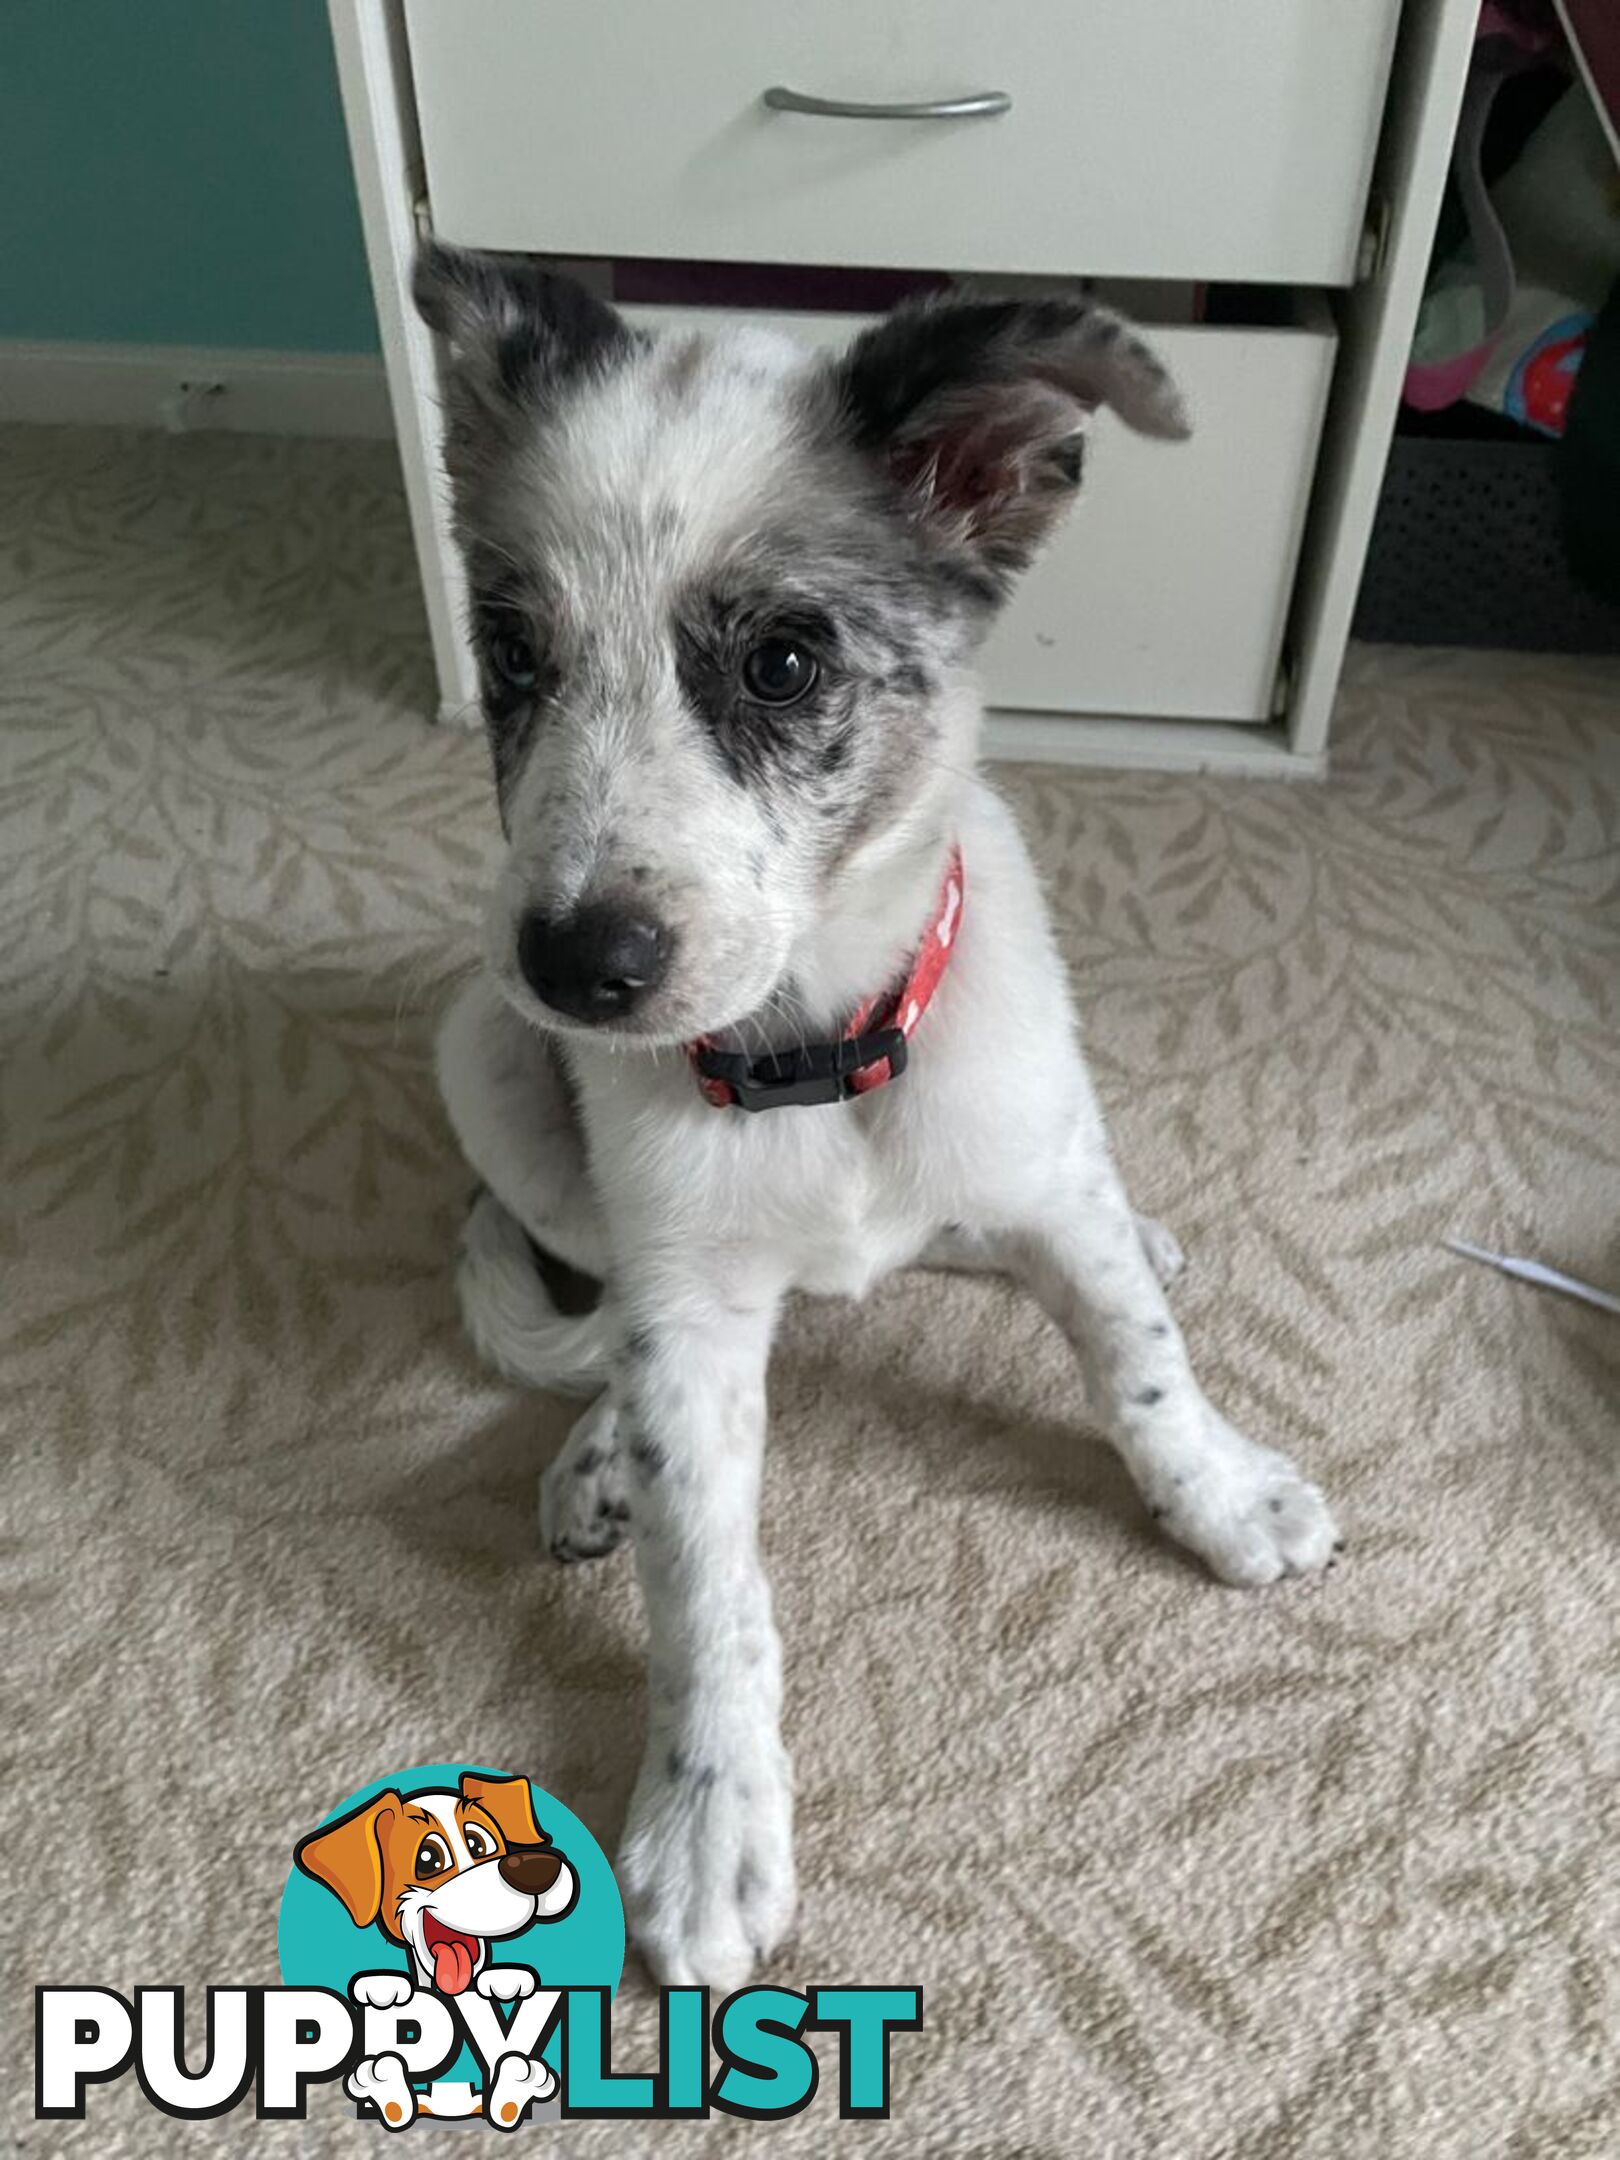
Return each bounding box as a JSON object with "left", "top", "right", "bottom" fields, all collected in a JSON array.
[
  {"left": 293, "top": 1791, "right": 400, "bottom": 1929},
  {"left": 460, "top": 1771, "right": 546, "bottom": 1847},
  {"left": 413, "top": 242, "right": 634, "bottom": 410},
  {"left": 834, "top": 295, "right": 1190, "bottom": 591}
]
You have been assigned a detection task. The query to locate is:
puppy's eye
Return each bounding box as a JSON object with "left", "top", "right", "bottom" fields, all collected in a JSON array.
[
  {"left": 463, "top": 1825, "right": 495, "bottom": 1859},
  {"left": 488, "top": 628, "right": 540, "bottom": 691},
  {"left": 741, "top": 638, "right": 818, "bottom": 707},
  {"left": 415, "top": 1834, "right": 452, "bottom": 1880}
]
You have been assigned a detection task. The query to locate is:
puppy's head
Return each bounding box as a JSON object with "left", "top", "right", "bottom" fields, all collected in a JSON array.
[
  {"left": 416, "top": 248, "right": 1188, "bottom": 1043},
  {"left": 294, "top": 1772, "right": 575, "bottom": 1994}
]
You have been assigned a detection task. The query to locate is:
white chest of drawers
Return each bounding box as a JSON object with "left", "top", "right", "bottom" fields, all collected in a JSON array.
[{"left": 331, "top": 0, "right": 1480, "bottom": 777}]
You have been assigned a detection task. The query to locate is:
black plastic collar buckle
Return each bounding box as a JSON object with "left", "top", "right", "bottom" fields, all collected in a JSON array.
[{"left": 697, "top": 1026, "right": 909, "bottom": 1112}]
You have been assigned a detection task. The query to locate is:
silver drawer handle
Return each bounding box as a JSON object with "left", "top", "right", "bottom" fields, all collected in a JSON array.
[{"left": 763, "top": 84, "right": 1011, "bottom": 121}]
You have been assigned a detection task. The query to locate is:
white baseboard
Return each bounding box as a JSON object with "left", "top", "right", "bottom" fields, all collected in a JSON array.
[
  {"left": 981, "top": 711, "right": 1327, "bottom": 778},
  {"left": 0, "top": 340, "right": 394, "bottom": 438}
]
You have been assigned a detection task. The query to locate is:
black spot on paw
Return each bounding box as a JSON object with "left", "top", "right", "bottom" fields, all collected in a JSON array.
[
  {"left": 573, "top": 1445, "right": 604, "bottom": 1477},
  {"left": 1268, "top": 1496, "right": 1284, "bottom": 1515},
  {"left": 1134, "top": 1386, "right": 1164, "bottom": 1407}
]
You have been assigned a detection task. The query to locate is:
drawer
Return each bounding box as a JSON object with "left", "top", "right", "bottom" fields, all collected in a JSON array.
[
  {"left": 618, "top": 293, "right": 1337, "bottom": 724},
  {"left": 405, "top": 0, "right": 1401, "bottom": 288}
]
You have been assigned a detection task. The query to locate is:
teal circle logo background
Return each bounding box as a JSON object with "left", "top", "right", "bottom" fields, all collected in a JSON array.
[{"left": 278, "top": 1762, "right": 623, "bottom": 2079}]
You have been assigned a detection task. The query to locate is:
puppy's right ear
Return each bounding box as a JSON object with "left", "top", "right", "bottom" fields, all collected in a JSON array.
[
  {"left": 834, "top": 295, "right": 1189, "bottom": 595},
  {"left": 413, "top": 243, "right": 634, "bottom": 408},
  {"left": 293, "top": 1791, "right": 401, "bottom": 1929}
]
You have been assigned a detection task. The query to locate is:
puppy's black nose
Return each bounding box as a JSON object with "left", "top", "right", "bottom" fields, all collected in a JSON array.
[{"left": 517, "top": 904, "right": 670, "bottom": 1022}]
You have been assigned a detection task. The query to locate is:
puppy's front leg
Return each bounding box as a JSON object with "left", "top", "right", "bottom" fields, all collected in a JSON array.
[
  {"left": 1013, "top": 1145, "right": 1340, "bottom": 1586},
  {"left": 613, "top": 1294, "right": 794, "bottom": 1990}
]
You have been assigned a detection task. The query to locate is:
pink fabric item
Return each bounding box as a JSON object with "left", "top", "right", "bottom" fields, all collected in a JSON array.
[
  {"left": 1406, "top": 342, "right": 1506, "bottom": 411},
  {"left": 1401, "top": 3, "right": 1562, "bottom": 411}
]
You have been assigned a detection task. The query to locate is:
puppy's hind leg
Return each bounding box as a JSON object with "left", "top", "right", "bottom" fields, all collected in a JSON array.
[
  {"left": 539, "top": 1388, "right": 631, "bottom": 1564},
  {"left": 438, "top": 975, "right": 613, "bottom": 1393}
]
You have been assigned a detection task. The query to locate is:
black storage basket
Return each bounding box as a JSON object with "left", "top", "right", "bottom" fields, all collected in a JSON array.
[{"left": 1354, "top": 432, "right": 1620, "bottom": 653}]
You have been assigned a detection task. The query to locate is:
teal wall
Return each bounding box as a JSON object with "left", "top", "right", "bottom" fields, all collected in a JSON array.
[{"left": 2, "top": 0, "right": 378, "bottom": 351}]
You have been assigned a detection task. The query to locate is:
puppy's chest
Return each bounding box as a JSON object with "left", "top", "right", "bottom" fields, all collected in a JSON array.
[
  {"left": 639, "top": 1105, "right": 938, "bottom": 1299},
  {"left": 739, "top": 1113, "right": 936, "bottom": 1294},
  {"left": 781, "top": 1156, "right": 923, "bottom": 1298}
]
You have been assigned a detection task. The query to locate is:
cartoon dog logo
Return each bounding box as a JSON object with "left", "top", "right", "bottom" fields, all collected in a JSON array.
[
  {"left": 294, "top": 1773, "right": 578, "bottom": 2126},
  {"left": 294, "top": 1772, "right": 577, "bottom": 2002}
]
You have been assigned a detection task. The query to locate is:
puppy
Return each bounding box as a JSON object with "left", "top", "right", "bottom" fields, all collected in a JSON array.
[
  {"left": 417, "top": 248, "right": 1340, "bottom": 1990},
  {"left": 295, "top": 1771, "right": 576, "bottom": 1998}
]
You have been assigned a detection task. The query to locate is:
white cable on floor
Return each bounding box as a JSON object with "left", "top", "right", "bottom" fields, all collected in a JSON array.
[{"left": 1444, "top": 1237, "right": 1620, "bottom": 1318}]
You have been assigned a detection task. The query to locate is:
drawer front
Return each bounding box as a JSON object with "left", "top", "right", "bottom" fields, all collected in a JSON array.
[
  {"left": 618, "top": 301, "right": 1337, "bottom": 725},
  {"left": 405, "top": 0, "right": 1400, "bottom": 287},
  {"left": 980, "top": 310, "right": 1336, "bottom": 721}
]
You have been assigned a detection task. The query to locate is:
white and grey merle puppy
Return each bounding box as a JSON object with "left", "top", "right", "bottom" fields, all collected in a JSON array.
[{"left": 419, "top": 246, "right": 1340, "bottom": 1990}]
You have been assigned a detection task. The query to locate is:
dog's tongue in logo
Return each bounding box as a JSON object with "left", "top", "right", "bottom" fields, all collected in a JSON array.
[{"left": 423, "top": 1913, "right": 479, "bottom": 1995}]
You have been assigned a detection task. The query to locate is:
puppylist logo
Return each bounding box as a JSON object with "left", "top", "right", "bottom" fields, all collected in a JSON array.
[{"left": 35, "top": 1762, "right": 922, "bottom": 2129}]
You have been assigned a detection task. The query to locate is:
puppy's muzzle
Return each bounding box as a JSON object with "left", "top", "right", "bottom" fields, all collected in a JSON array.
[
  {"left": 498, "top": 1843, "right": 567, "bottom": 1895},
  {"left": 517, "top": 902, "right": 671, "bottom": 1023}
]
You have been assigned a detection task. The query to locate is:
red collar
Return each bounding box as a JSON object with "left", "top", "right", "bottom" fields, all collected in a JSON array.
[{"left": 688, "top": 847, "right": 964, "bottom": 1112}]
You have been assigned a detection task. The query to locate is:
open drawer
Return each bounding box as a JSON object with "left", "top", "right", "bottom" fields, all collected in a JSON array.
[{"left": 618, "top": 289, "right": 1337, "bottom": 725}]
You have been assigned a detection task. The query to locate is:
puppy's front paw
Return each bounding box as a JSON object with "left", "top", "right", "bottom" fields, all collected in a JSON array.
[
  {"left": 539, "top": 1394, "right": 629, "bottom": 1564},
  {"left": 351, "top": 1971, "right": 415, "bottom": 2010},
  {"left": 475, "top": 1964, "right": 537, "bottom": 2002},
  {"left": 346, "top": 2052, "right": 416, "bottom": 2129},
  {"left": 485, "top": 2052, "right": 556, "bottom": 2128},
  {"left": 617, "top": 1731, "right": 796, "bottom": 1991},
  {"left": 1151, "top": 1417, "right": 1340, "bottom": 1587}
]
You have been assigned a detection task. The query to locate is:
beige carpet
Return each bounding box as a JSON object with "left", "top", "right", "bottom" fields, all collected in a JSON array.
[{"left": 3, "top": 424, "right": 1618, "bottom": 2158}]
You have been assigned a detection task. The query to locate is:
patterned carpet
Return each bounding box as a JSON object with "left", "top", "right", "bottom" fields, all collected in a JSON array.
[{"left": 3, "top": 425, "right": 1618, "bottom": 2158}]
